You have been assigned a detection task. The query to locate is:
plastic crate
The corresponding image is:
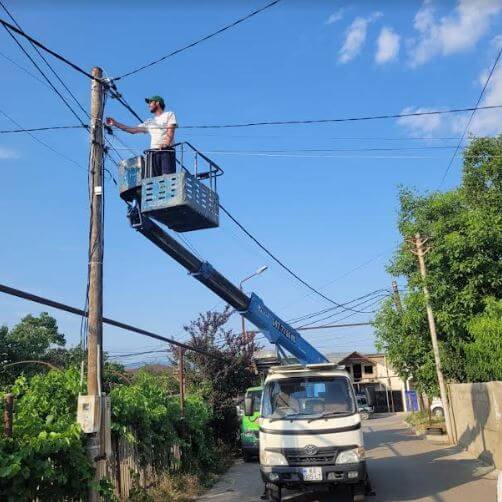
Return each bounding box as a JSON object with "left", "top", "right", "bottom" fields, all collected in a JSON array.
[
  {"left": 118, "top": 156, "right": 144, "bottom": 201},
  {"left": 141, "top": 170, "right": 219, "bottom": 232}
]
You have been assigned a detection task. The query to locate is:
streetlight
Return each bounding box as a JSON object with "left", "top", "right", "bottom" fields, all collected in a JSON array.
[{"left": 239, "top": 266, "right": 268, "bottom": 341}]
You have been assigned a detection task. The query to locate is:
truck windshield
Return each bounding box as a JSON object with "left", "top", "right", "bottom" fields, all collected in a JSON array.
[{"left": 262, "top": 376, "right": 355, "bottom": 420}]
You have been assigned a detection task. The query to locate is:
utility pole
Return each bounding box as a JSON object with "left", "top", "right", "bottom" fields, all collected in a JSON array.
[
  {"left": 3, "top": 393, "right": 13, "bottom": 438},
  {"left": 391, "top": 281, "right": 402, "bottom": 314},
  {"left": 86, "top": 66, "right": 105, "bottom": 499},
  {"left": 412, "top": 233, "right": 454, "bottom": 444},
  {"left": 179, "top": 347, "right": 185, "bottom": 417}
]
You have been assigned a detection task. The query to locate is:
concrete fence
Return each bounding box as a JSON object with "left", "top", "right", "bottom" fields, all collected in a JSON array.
[{"left": 448, "top": 381, "right": 502, "bottom": 468}]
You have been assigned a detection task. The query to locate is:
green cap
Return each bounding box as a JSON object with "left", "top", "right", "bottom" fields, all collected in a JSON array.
[{"left": 145, "top": 95, "right": 165, "bottom": 107}]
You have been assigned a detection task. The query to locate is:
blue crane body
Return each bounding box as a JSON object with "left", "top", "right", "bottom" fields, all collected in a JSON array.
[{"left": 119, "top": 143, "right": 327, "bottom": 365}]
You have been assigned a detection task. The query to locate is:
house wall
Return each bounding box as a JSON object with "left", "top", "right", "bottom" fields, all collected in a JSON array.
[{"left": 449, "top": 381, "right": 502, "bottom": 468}]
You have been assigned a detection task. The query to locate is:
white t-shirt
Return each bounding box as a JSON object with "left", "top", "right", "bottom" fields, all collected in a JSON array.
[{"left": 138, "top": 111, "right": 177, "bottom": 149}]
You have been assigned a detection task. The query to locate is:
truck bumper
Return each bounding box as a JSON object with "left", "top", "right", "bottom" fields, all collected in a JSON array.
[{"left": 260, "top": 461, "right": 367, "bottom": 487}]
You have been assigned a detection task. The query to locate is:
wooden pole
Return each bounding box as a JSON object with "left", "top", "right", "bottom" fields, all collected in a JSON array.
[
  {"left": 3, "top": 393, "right": 13, "bottom": 437},
  {"left": 87, "top": 66, "right": 105, "bottom": 398},
  {"left": 413, "top": 233, "right": 454, "bottom": 444},
  {"left": 179, "top": 347, "right": 185, "bottom": 417},
  {"left": 87, "top": 66, "right": 105, "bottom": 500}
]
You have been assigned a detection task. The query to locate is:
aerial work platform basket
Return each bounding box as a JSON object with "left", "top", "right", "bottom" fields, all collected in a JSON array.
[{"left": 118, "top": 142, "right": 223, "bottom": 232}]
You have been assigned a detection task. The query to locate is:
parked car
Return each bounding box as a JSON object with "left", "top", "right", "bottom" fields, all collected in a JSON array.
[
  {"left": 356, "top": 394, "right": 374, "bottom": 420},
  {"left": 430, "top": 398, "right": 444, "bottom": 418}
]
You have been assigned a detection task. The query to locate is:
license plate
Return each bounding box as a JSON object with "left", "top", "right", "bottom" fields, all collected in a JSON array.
[{"left": 301, "top": 467, "right": 322, "bottom": 481}]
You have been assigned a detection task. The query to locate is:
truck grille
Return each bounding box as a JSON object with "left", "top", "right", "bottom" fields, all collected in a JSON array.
[{"left": 285, "top": 447, "right": 338, "bottom": 466}]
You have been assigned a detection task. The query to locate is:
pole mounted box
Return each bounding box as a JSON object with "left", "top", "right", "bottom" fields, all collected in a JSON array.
[{"left": 77, "top": 395, "right": 101, "bottom": 434}]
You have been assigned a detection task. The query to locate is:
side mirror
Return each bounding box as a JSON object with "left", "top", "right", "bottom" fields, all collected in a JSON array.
[
  {"left": 244, "top": 396, "right": 254, "bottom": 416},
  {"left": 365, "top": 388, "right": 375, "bottom": 407}
]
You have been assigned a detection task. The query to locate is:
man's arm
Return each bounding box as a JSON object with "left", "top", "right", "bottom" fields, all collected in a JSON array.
[
  {"left": 161, "top": 125, "right": 176, "bottom": 148},
  {"left": 106, "top": 117, "right": 146, "bottom": 135}
]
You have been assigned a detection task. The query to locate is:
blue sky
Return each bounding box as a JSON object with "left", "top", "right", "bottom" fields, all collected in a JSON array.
[{"left": 1, "top": 0, "right": 501, "bottom": 365}]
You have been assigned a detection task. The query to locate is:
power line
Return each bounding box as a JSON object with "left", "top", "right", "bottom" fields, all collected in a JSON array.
[
  {"left": 0, "top": 125, "right": 85, "bottom": 134},
  {"left": 0, "top": 282, "right": 224, "bottom": 360},
  {"left": 219, "top": 204, "right": 369, "bottom": 314},
  {"left": 0, "top": 108, "right": 87, "bottom": 172},
  {"left": 439, "top": 46, "right": 502, "bottom": 186},
  {"left": 0, "top": 0, "right": 89, "bottom": 120},
  {"left": 113, "top": 0, "right": 282, "bottom": 80},
  {"left": 0, "top": 17, "right": 97, "bottom": 81},
  {"left": 179, "top": 105, "right": 502, "bottom": 129}
]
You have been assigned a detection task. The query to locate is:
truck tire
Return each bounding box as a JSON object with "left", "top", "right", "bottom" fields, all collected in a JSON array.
[
  {"left": 353, "top": 495, "right": 365, "bottom": 502},
  {"left": 266, "top": 483, "right": 282, "bottom": 502}
]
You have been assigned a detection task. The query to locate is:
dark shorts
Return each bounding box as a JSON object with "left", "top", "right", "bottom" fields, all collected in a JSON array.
[{"left": 149, "top": 148, "right": 176, "bottom": 176}]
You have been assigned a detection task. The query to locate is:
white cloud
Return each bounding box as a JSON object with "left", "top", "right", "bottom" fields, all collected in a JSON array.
[
  {"left": 376, "top": 27, "right": 400, "bottom": 64},
  {"left": 397, "top": 62, "right": 502, "bottom": 138},
  {"left": 467, "top": 63, "right": 502, "bottom": 135},
  {"left": 0, "top": 147, "right": 19, "bottom": 160},
  {"left": 338, "top": 12, "right": 383, "bottom": 64},
  {"left": 408, "top": 0, "right": 502, "bottom": 67},
  {"left": 396, "top": 106, "right": 443, "bottom": 136},
  {"left": 326, "top": 8, "right": 345, "bottom": 25}
]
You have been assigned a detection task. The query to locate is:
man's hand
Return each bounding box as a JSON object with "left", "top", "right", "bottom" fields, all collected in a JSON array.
[{"left": 105, "top": 117, "right": 116, "bottom": 126}]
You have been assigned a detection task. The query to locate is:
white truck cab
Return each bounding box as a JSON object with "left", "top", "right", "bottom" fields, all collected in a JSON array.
[{"left": 245, "top": 363, "right": 372, "bottom": 501}]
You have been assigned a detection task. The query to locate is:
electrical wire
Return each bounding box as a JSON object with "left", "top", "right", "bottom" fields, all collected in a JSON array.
[
  {"left": 0, "top": 125, "right": 86, "bottom": 134},
  {"left": 439, "top": 46, "right": 502, "bottom": 186},
  {"left": 219, "top": 204, "right": 372, "bottom": 313},
  {"left": 178, "top": 105, "right": 502, "bottom": 129},
  {"left": 113, "top": 0, "right": 282, "bottom": 80}
]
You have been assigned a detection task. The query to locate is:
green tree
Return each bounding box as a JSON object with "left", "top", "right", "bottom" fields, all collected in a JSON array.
[
  {"left": 464, "top": 298, "right": 502, "bottom": 382},
  {"left": 174, "top": 308, "right": 260, "bottom": 444},
  {"left": 375, "top": 136, "right": 502, "bottom": 389},
  {"left": 0, "top": 313, "right": 67, "bottom": 386}
]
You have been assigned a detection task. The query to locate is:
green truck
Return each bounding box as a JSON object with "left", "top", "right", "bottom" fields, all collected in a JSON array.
[{"left": 239, "top": 386, "right": 262, "bottom": 461}]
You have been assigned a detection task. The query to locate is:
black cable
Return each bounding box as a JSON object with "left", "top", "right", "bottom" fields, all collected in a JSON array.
[
  {"left": 0, "top": 125, "right": 85, "bottom": 134},
  {"left": 288, "top": 288, "right": 390, "bottom": 325},
  {"left": 0, "top": 282, "right": 224, "bottom": 360},
  {"left": 0, "top": 17, "right": 97, "bottom": 81},
  {"left": 219, "top": 203, "right": 370, "bottom": 314},
  {"left": 113, "top": 0, "right": 282, "bottom": 80},
  {"left": 179, "top": 105, "right": 502, "bottom": 129},
  {"left": 0, "top": 108, "right": 87, "bottom": 172},
  {"left": 2, "top": 22, "right": 89, "bottom": 128},
  {"left": 0, "top": 1, "right": 90, "bottom": 120},
  {"left": 439, "top": 47, "right": 502, "bottom": 186}
]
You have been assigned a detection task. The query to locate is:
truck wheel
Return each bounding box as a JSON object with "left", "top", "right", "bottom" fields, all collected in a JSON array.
[
  {"left": 267, "top": 483, "right": 282, "bottom": 502},
  {"left": 353, "top": 495, "right": 365, "bottom": 502}
]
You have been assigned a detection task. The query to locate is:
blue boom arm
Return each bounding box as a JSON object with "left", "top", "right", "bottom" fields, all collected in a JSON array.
[{"left": 129, "top": 208, "right": 327, "bottom": 365}]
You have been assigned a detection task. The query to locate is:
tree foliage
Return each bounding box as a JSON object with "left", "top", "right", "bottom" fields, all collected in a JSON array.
[
  {"left": 173, "top": 308, "right": 260, "bottom": 443},
  {"left": 375, "top": 136, "right": 502, "bottom": 390}
]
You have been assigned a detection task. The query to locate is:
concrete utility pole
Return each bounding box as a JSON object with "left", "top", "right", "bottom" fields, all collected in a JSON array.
[{"left": 413, "top": 233, "right": 454, "bottom": 444}]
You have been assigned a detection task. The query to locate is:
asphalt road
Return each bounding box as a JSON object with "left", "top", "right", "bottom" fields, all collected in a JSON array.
[{"left": 198, "top": 414, "right": 498, "bottom": 502}]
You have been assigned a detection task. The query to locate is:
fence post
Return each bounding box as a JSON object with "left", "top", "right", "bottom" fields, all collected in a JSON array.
[{"left": 3, "top": 393, "right": 13, "bottom": 437}]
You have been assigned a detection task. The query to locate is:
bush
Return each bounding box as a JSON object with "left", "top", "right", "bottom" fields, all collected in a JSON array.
[{"left": 0, "top": 369, "right": 93, "bottom": 500}]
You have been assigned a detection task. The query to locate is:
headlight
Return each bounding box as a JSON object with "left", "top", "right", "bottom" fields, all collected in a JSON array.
[
  {"left": 336, "top": 447, "right": 365, "bottom": 464},
  {"left": 260, "top": 450, "right": 288, "bottom": 466}
]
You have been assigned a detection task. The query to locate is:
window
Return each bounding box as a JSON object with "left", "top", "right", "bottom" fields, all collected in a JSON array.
[{"left": 364, "top": 365, "right": 373, "bottom": 375}]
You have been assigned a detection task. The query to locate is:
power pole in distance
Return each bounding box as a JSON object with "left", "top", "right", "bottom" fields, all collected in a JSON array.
[
  {"left": 179, "top": 347, "right": 186, "bottom": 417},
  {"left": 391, "top": 281, "right": 402, "bottom": 314},
  {"left": 412, "top": 233, "right": 454, "bottom": 444}
]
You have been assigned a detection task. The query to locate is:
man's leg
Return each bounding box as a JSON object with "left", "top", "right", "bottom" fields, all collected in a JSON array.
[
  {"left": 151, "top": 151, "right": 162, "bottom": 177},
  {"left": 160, "top": 148, "right": 176, "bottom": 175}
]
